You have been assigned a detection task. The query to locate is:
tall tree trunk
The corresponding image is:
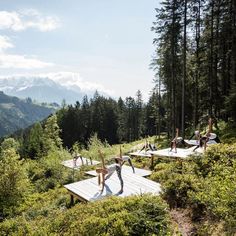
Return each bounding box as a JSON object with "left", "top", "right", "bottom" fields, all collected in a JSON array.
[
  {"left": 171, "top": 0, "right": 177, "bottom": 137},
  {"left": 193, "top": 0, "right": 201, "bottom": 128},
  {"left": 213, "top": 0, "right": 220, "bottom": 117},
  {"left": 232, "top": 0, "right": 236, "bottom": 83},
  {"left": 182, "top": 0, "right": 187, "bottom": 138},
  {"left": 208, "top": 0, "right": 214, "bottom": 116}
]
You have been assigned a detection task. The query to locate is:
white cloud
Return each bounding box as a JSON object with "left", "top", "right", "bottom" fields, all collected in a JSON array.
[
  {"left": 0, "top": 34, "right": 54, "bottom": 69},
  {"left": 0, "top": 54, "right": 53, "bottom": 69},
  {"left": 0, "top": 35, "right": 13, "bottom": 51},
  {"left": 0, "top": 10, "right": 60, "bottom": 32}
]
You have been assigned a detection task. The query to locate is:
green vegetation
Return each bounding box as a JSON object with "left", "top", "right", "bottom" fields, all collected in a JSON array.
[
  {"left": 0, "top": 195, "right": 171, "bottom": 236},
  {"left": 0, "top": 126, "right": 171, "bottom": 235},
  {"left": 0, "top": 109, "right": 236, "bottom": 235},
  {"left": 151, "top": 143, "right": 236, "bottom": 235}
]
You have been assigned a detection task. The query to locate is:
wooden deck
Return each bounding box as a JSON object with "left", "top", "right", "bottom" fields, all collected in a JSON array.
[
  {"left": 85, "top": 165, "right": 152, "bottom": 177},
  {"left": 184, "top": 139, "right": 217, "bottom": 146},
  {"left": 150, "top": 146, "right": 203, "bottom": 159},
  {"left": 64, "top": 171, "right": 161, "bottom": 202},
  {"left": 61, "top": 157, "right": 100, "bottom": 169},
  {"left": 129, "top": 150, "right": 153, "bottom": 158}
]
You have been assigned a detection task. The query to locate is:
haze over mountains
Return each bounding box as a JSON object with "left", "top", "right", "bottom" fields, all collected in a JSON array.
[
  {"left": 0, "top": 91, "right": 55, "bottom": 137},
  {"left": 0, "top": 72, "right": 110, "bottom": 105}
]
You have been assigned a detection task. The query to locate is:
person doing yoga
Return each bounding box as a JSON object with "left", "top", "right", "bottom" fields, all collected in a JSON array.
[
  {"left": 96, "top": 150, "right": 124, "bottom": 194},
  {"left": 170, "top": 128, "right": 183, "bottom": 153},
  {"left": 139, "top": 139, "right": 157, "bottom": 152},
  {"left": 73, "top": 153, "right": 83, "bottom": 167},
  {"left": 114, "top": 155, "right": 135, "bottom": 173},
  {"left": 193, "top": 118, "right": 220, "bottom": 151},
  {"left": 96, "top": 160, "right": 124, "bottom": 194}
]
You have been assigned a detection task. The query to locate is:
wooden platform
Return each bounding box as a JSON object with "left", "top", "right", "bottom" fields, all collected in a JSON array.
[
  {"left": 184, "top": 139, "right": 217, "bottom": 146},
  {"left": 129, "top": 150, "right": 152, "bottom": 158},
  {"left": 64, "top": 171, "right": 161, "bottom": 202},
  {"left": 85, "top": 165, "right": 152, "bottom": 177},
  {"left": 62, "top": 157, "right": 100, "bottom": 169},
  {"left": 150, "top": 147, "right": 203, "bottom": 159}
]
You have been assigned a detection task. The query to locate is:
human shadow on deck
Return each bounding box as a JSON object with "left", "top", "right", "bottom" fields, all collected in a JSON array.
[{"left": 90, "top": 184, "right": 114, "bottom": 200}]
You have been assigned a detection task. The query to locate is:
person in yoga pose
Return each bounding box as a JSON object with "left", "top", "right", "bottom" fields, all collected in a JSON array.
[
  {"left": 170, "top": 128, "right": 183, "bottom": 153},
  {"left": 96, "top": 150, "right": 124, "bottom": 194},
  {"left": 114, "top": 155, "right": 135, "bottom": 173},
  {"left": 188, "top": 130, "right": 201, "bottom": 142},
  {"left": 139, "top": 140, "right": 157, "bottom": 152},
  {"left": 96, "top": 159, "right": 124, "bottom": 194},
  {"left": 193, "top": 118, "right": 220, "bottom": 151},
  {"left": 73, "top": 153, "right": 83, "bottom": 167}
]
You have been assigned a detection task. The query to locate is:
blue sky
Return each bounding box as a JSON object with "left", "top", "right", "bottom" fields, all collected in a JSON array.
[{"left": 0, "top": 0, "right": 160, "bottom": 100}]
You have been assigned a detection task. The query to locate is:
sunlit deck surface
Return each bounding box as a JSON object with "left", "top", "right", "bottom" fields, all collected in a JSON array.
[
  {"left": 85, "top": 165, "right": 152, "bottom": 177},
  {"left": 184, "top": 139, "right": 217, "bottom": 146},
  {"left": 150, "top": 146, "right": 203, "bottom": 159},
  {"left": 61, "top": 157, "right": 100, "bottom": 169},
  {"left": 129, "top": 150, "right": 153, "bottom": 158},
  {"left": 64, "top": 171, "right": 161, "bottom": 202}
]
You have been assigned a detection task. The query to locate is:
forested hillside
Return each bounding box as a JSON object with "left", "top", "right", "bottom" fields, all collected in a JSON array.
[{"left": 0, "top": 91, "right": 55, "bottom": 137}]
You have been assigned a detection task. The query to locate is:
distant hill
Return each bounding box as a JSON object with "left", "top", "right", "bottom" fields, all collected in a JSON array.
[
  {"left": 0, "top": 91, "right": 55, "bottom": 137},
  {"left": 0, "top": 75, "right": 88, "bottom": 105}
]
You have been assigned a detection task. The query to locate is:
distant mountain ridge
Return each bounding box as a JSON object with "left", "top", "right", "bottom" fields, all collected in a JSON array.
[
  {"left": 0, "top": 76, "right": 86, "bottom": 105},
  {"left": 0, "top": 91, "right": 55, "bottom": 137}
]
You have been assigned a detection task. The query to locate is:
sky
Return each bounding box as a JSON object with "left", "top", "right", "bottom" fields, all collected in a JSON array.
[{"left": 0, "top": 0, "right": 160, "bottom": 101}]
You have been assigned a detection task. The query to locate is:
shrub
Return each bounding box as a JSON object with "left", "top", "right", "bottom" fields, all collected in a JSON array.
[{"left": 0, "top": 195, "right": 171, "bottom": 236}]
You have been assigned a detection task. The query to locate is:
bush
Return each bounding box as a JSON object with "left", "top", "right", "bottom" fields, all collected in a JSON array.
[
  {"left": 0, "top": 195, "right": 171, "bottom": 236},
  {"left": 153, "top": 143, "right": 236, "bottom": 234}
]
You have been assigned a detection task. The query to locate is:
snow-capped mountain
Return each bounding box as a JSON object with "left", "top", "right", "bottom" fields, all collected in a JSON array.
[{"left": 0, "top": 73, "right": 105, "bottom": 104}]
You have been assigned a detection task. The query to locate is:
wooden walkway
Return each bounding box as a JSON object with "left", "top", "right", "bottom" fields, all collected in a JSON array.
[
  {"left": 150, "top": 147, "right": 203, "bottom": 159},
  {"left": 85, "top": 165, "right": 152, "bottom": 177},
  {"left": 61, "top": 157, "right": 100, "bottom": 169},
  {"left": 64, "top": 171, "right": 161, "bottom": 202}
]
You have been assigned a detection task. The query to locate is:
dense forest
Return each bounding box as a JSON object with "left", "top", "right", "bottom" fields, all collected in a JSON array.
[
  {"left": 151, "top": 0, "right": 236, "bottom": 137},
  {"left": 0, "top": 0, "right": 236, "bottom": 235},
  {"left": 29, "top": 0, "right": 234, "bottom": 149}
]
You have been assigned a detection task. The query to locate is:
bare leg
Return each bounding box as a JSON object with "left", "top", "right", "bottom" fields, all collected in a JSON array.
[
  {"left": 99, "top": 173, "right": 105, "bottom": 193},
  {"left": 127, "top": 158, "right": 135, "bottom": 173},
  {"left": 116, "top": 165, "right": 123, "bottom": 193},
  {"left": 79, "top": 156, "right": 84, "bottom": 165}
]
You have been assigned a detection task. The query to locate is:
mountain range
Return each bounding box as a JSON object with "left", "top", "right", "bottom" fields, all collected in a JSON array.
[
  {"left": 0, "top": 91, "right": 55, "bottom": 137},
  {"left": 0, "top": 75, "right": 90, "bottom": 105}
]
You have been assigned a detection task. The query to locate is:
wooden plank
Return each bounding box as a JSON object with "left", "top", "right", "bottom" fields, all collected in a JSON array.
[
  {"left": 150, "top": 147, "right": 203, "bottom": 159},
  {"left": 129, "top": 150, "right": 152, "bottom": 158},
  {"left": 64, "top": 174, "right": 161, "bottom": 202},
  {"left": 61, "top": 157, "right": 100, "bottom": 169},
  {"left": 184, "top": 139, "right": 217, "bottom": 146},
  {"left": 85, "top": 165, "right": 152, "bottom": 177}
]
